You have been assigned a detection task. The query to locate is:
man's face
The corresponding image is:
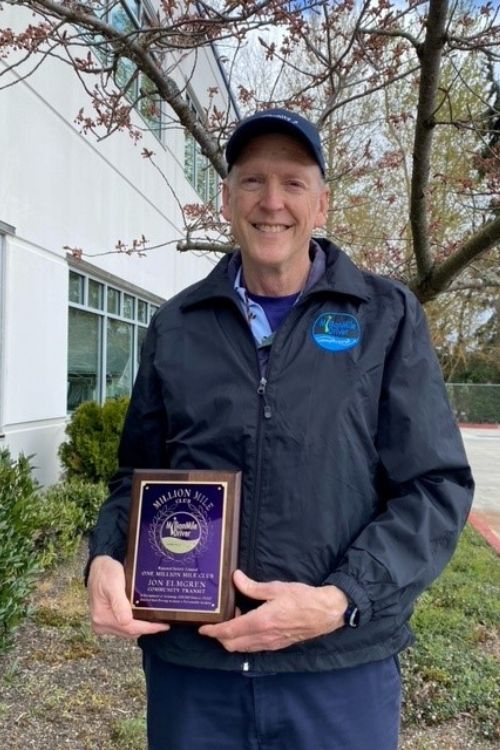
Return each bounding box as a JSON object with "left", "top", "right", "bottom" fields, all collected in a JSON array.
[{"left": 222, "top": 133, "right": 329, "bottom": 276}]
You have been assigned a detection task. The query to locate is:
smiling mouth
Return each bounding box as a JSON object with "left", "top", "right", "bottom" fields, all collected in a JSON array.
[{"left": 252, "top": 224, "right": 292, "bottom": 233}]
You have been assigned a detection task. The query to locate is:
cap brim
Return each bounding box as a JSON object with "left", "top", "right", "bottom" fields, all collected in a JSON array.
[{"left": 226, "top": 118, "right": 324, "bottom": 174}]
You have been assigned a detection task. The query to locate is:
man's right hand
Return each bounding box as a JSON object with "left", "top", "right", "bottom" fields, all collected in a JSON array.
[{"left": 88, "top": 555, "right": 170, "bottom": 638}]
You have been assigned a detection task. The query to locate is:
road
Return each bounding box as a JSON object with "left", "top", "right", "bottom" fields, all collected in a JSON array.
[{"left": 461, "top": 426, "right": 500, "bottom": 552}]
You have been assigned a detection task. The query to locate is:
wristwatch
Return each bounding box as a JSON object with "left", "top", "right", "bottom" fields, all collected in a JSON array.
[{"left": 344, "top": 600, "right": 360, "bottom": 628}]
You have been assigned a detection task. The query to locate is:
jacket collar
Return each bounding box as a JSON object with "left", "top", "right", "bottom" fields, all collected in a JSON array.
[
  {"left": 179, "top": 254, "right": 238, "bottom": 311},
  {"left": 308, "top": 238, "right": 370, "bottom": 302},
  {"left": 180, "top": 238, "right": 370, "bottom": 310}
]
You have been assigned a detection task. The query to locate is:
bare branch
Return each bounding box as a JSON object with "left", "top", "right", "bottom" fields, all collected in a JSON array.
[
  {"left": 413, "top": 214, "right": 500, "bottom": 302},
  {"left": 410, "top": 0, "right": 450, "bottom": 280},
  {"left": 177, "top": 238, "right": 234, "bottom": 253},
  {"left": 443, "top": 278, "right": 500, "bottom": 293},
  {"left": 357, "top": 25, "right": 422, "bottom": 51}
]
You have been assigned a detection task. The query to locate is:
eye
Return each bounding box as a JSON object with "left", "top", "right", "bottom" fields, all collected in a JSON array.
[
  {"left": 240, "top": 175, "right": 262, "bottom": 189},
  {"left": 286, "top": 180, "right": 306, "bottom": 191}
]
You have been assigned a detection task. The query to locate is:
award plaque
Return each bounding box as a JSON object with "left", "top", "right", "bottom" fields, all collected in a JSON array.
[{"left": 125, "top": 469, "right": 241, "bottom": 624}]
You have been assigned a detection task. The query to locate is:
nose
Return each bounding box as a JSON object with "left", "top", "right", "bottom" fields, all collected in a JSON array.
[{"left": 259, "top": 180, "right": 285, "bottom": 211}]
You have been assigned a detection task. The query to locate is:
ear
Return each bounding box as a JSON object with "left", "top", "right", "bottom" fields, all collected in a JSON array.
[
  {"left": 221, "top": 179, "right": 232, "bottom": 222},
  {"left": 316, "top": 184, "right": 330, "bottom": 228}
]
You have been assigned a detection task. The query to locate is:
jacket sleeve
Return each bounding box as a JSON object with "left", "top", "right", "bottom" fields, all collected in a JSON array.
[
  {"left": 324, "top": 289, "right": 474, "bottom": 625},
  {"left": 87, "top": 315, "right": 168, "bottom": 567}
]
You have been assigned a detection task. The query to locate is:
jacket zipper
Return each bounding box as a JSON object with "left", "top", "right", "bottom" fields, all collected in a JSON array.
[
  {"left": 240, "top": 349, "right": 279, "bottom": 672},
  {"left": 238, "top": 300, "right": 306, "bottom": 672},
  {"left": 257, "top": 376, "right": 272, "bottom": 419}
]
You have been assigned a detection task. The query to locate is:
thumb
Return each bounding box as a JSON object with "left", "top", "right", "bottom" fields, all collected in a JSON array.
[
  {"left": 232, "top": 569, "right": 279, "bottom": 601},
  {"left": 110, "top": 591, "right": 134, "bottom": 628}
]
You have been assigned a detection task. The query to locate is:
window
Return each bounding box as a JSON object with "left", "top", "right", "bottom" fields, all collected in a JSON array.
[
  {"left": 107, "top": 286, "right": 120, "bottom": 315},
  {"left": 88, "top": 278, "right": 104, "bottom": 309},
  {"left": 68, "top": 308, "right": 101, "bottom": 408},
  {"left": 184, "top": 95, "right": 220, "bottom": 206},
  {"left": 69, "top": 272, "right": 84, "bottom": 304},
  {"left": 123, "top": 294, "right": 135, "bottom": 319},
  {"left": 139, "top": 74, "right": 162, "bottom": 136},
  {"left": 106, "top": 318, "right": 133, "bottom": 399},
  {"left": 67, "top": 270, "right": 161, "bottom": 411},
  {"left": 106, "top": 0, "right": 163, "bottom": 139}
]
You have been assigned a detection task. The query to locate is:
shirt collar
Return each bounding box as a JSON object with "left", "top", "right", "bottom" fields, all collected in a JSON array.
[{"left": 180, "top": 239, "right": 370, "bottom": 311}]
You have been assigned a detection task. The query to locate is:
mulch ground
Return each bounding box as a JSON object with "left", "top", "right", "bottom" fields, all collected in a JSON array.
[{"left": 0, "top": 544, "right": 493, "bottom": 750}]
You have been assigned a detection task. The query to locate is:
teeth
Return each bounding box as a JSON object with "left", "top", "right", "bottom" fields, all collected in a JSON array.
[{"left": 254, "top": 224, "right": 290, "bottom": 233}]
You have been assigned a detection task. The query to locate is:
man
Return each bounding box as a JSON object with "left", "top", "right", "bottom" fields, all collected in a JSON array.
[{"left": 87, "top": 109, "right": 474, "bottom": 750}]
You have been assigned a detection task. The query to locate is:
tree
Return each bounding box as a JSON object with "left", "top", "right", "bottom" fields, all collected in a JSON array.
[{"left": 1, "top": 0, "right": 499, "bottom": 305}]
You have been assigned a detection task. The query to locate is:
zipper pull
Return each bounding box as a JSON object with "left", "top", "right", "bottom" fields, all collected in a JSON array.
[
  {"left": 257, "top": 378, "right": 272, "bottom": 419},
  {"left": 242, "top": 659, "right": 250, "bottom": 672}
]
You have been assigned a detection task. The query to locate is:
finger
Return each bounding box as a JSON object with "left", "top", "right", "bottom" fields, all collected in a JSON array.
[
  {"left": 94, "top": 614, "right": 170, "bottom": 638},
  {"left": 197, "top": 626, "right": 257, "bottom": 652},
  {"left": 199, "top": 606, "right": 263, "bottom": 641},
  {"left": 198, "top": 620, "right": 234, "bottom": 639},
  {"left": 199, "top": 627, "right": 285, "bottom": 654},
  {"left": 232, "top": 570, "right": 282, "bottom": 600},
  {"left": 123, "top": 620, "right": 171, "bottom": 637}
]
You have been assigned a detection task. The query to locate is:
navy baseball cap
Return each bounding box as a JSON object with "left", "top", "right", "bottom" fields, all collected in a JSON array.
[{"left": 226, "top": 108, "right": 326, "bottom": 176}]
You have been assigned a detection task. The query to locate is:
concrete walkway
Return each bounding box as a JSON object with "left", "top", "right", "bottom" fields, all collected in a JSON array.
[{"left": 461, "top": 426, "right": 500, "bottom": 553}]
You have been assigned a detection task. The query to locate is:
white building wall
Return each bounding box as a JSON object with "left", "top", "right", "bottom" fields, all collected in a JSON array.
[
  {"left": 0, "top": 3, "right": 233, "bottom": 485},
  {"left": 2, "top": 239, "right": 68, "bottom": 425}
]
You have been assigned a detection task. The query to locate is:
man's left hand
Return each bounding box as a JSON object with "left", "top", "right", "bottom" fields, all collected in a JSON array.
[{"left": 198, "top": 570, "right": 349, "bottom": 652}]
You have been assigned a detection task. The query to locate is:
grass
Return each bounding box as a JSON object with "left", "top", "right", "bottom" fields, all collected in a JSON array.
[
  {"left": 401, "top": 525, "right": 500, "bottom": 740},
  {"left": 110, "top": 716, "right": 147, "bottom": 750}
]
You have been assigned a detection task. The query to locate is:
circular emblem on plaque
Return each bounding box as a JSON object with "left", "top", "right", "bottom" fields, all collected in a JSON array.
[
  {"left": 161, "top": 511, "right": 201, "bottom": 554},
  {"left": 149, "top": 499, "right": 209, "bottom": 561},
  {"left": 311, "top": 312, "right": 361, "bottom": 352}
]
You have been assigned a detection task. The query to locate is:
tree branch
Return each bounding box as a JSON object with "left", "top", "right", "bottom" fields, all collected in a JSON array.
[
  {"left": 413, "top": 214, "right": 500, "bottom": 302},
  {"left": 357, "top": 25, "right": 422, "bottom": 51},
  {"left": 410, "top": 0, "right": 450, "bottom": 280},
  {"left": 177, "top": 238, "right": 234, "bottom": 253},
  {"left": 11, "top": 0, "right": 232, "bottom": 173}
]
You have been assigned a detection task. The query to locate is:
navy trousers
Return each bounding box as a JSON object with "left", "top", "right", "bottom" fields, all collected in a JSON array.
[{"left": 143, "top": 652, "right": 401, "bottom": 750}]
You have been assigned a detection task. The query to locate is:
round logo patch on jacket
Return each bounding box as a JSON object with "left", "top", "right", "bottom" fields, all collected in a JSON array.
[{"left": 311, "top": 312, "right": 361, "bottom": 352}]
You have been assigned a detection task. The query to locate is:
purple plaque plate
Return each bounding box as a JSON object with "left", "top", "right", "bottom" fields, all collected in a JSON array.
[{"left": 125, "top": 469, "right": 241, "bottom": 624}]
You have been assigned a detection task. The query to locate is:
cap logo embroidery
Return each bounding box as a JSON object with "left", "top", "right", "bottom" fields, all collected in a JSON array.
[
  {"left": 311, "top": 313, "right": 361, "bottom": 352},
  {"left": 268, "top": 113, "right": 296, "bottom": 123}
]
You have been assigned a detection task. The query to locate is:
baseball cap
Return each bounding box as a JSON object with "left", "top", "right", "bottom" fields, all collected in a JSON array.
[{"left": 225, "top": 108, "right": 326, "bottom": 176}]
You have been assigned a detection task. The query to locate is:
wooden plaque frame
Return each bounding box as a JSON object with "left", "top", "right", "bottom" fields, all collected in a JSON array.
[{"left": 125, "top": 469, "right": 241, "bottom": 624}]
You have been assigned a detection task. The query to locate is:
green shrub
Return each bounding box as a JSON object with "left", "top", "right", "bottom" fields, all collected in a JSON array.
[
  {"left": 0, "top": 450, "right": 41, "bottom": 651},
  {"left": 0, "top": 451, "right": 109, "bottom": 651},
  {"left": 31, "top": 491, "right": 85, "bottom": 570},
  {"left": 30, "top": 479, "right": 107, "bottom": 569},
  {"left": 59, "top": 397, "right": 129, "bottom": 483},
  {"left": 446, "top": 383, "right": 500, "bottom": 424},
  {"left": 63, "top": 477, "right": 108, "bottom": 533}
]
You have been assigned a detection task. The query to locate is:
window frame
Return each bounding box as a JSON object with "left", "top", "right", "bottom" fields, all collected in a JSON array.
[
  {"left": 184, "top": 92, "right": 221, "bottom": 207},
  {"left": 67, "top": 265, "right": 162, "bottom": 411}
]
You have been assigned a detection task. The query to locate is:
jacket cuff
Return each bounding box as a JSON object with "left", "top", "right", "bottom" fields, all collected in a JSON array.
[{"left": 322, "top": 571, "right": 373, "bottom": 625}]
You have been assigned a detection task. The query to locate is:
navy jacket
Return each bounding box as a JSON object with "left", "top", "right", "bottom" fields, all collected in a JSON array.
[{"left": 88, "top": 240, "right": 474, "bottom": 672}]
